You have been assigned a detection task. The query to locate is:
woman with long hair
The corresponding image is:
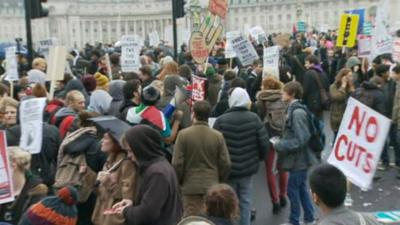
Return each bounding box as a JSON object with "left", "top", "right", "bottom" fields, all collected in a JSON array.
[{"left": 157, "top": 61, "right": 179, "bottom": 81}]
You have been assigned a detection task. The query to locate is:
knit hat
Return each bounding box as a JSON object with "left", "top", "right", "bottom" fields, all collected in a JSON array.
[
  {"left": 19, "top": 186, "right": 78, "bottom": 225},
  {"left": 95, "top": 72, "right": 110, "bottom": 89},
  {"left": 81, "top": 74, "right": 97, "bottom": 93},
  {"left": 205, "top": 66, "right": 216, "bottom": 78},
  {"left": 346, "top": 56, "right": 361, "bottom": 69},
  {"left": 141, "top": 85, "right": 160, "bottom": 106}
]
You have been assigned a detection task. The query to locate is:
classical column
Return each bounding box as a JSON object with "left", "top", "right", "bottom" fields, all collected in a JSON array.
[
  {"left": 108, "top": 21, "right": 112, "bottom": 44},
  {"left": 142, "top": 20, "right": 145, "bottom": 37},
  {"left": 133, "top": 20, "right": 137, "bottom": 35},
  {"left": 125, "top": 20, "right": 128, "bottom": 35},
  {"left": 90, "top": 20, "right": 95, "bottom": 45},
  {"left": 117, "top": 19, "right": 121, "bottom": 40}
]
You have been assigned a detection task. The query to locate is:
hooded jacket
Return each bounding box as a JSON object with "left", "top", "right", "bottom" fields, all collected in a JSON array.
[
  {"left": 122, "top": 125, "right": 183, "bottom": 225},
  {"left": 213, "top": 88, "right": 269, "bottom": 179},
  {"left": 88, "top": 90, "right": 113, "bottom": 115},
  {"left": 27, "top": 69, "right": 46, "bottom": 85},
  {"left": 58, "top": 79, "right": 90, "bottom": 106},
  {"left": 352, "top": 81, "right": 387, "bottom": 115},
  {"left": 302, "top": 65, "right": 329, "bottom": 115},
  {"left": 108, "top": 80, "right": 126, "bottom": 118}
]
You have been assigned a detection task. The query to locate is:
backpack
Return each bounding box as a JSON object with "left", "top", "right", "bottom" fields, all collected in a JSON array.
[
  {"left": 45, "top": 104, "right": 62, "bottom": 125},
  {"left": 291, "top": 104, "right": 325, "bottom": 157},
  {"left": 59, "top": 115, "right": 76, "bottom": 139},
  {"left": 53, "top": 153, "right": 97, "bottom": 203},
  {"left": 262, "top": 99, "right": 287, "bottom": 136}
]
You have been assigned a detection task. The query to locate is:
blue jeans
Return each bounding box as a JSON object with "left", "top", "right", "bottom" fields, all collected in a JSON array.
[
  {"left": 287, "top": 170, "right": 314, "bottom": 225},
  {"left": 229, "top": 176, "right": 253, "bottom": 225}
]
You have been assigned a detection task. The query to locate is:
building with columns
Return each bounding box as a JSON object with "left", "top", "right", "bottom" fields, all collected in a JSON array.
[{"left": 0, "top": 0, "right": 399, "bottom": 49}]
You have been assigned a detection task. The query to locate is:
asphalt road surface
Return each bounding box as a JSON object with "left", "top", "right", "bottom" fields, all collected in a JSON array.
[{"left": 251, "top": 112, "right": 400, "bottom": 225}]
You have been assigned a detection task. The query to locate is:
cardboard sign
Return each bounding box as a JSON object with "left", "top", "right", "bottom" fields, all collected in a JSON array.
[
  {"left": 263, "top": 46, "right": 280, "bottom": 79},
  {"left": 149, "top": 31, "right": 160, "bottom": 47},
  {"left": 208, "top": 0, "right": 228, "bottom": 19},
  {"left": 225, "top": 31, "right": 241, "bottom": 58},
  {"left": 38, "top": 37, "right": 58, "bottom": 58},
  {"left": 46, "top": 46, "right": 67, "bottom": 81},
  {"left": 392, "top": 38, "right": 400, "bottom": 63},
  {"left": 370, "top": 0, "right": 393, "bottom": 58},
  {"left": 189, "top": 32, "right": 209, "bottom": 64},
  {"left": 375, "top": 211, "right": 400, "bottom": 224},
  {"left": 327, "top": 97, "right": 391, "bottom": 189},
  {"left": 19, "top": 98, "right": 47, "bottom": 154},
  {"left": 5, "top": 47, "right": 19, "bottom": 81},
  {"left": 358, "top": 35, "right": 372, "bottom": 58},
  {"left": 164, "top": 25, "right": 173, "bottom": 45},
  {"left": 337, "top": 14, "right": 360, "bottom": 48},
  {"left": 192, "top": 75, "right": 207, "bottom": 102},
  {"left": 230, "top": 36, "right": 259, "bottom": 66},
  {"left": 0, "top": 131, "right": 14, "bottom": 205},
  {"left": 121, "top": 35, "right": 141, "bottom": 72}
]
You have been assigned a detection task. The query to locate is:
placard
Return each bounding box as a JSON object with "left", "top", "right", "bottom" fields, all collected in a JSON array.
[
  {"left": 249, "top": 26, "right": 266, "bottom": 44},
  {"left": 392, "top": 38, "right": 400, "bottom": 63},
  {"left": 192, "top": 75, "right": 207, "bottom": 102},
  {"left": 370, "top": 0, "right": 393, "bottom": 58},
  {"left": 5, "top": 47, "right": 19, "bottom": 81},
  {"left": 19, "top": 98, "right": 47, "bottom": 154},
  {"left": 225, "top": 31, "right": 240, "bottom": 58},
  {"left": 0, "top": 131, "right": 14, "bottom": 205},
  {"left": 208, "top": 0, "right": 228, "bottom": 19},
  {"left": 358, "top": 35, "right": 372, "bottom": 58},
  {"left": 121, "top": 35, "right": 141, "bottom": 72},
  {"left": 38, "top": 37, "right": 58, "bottom": 59},
  {"left": 46, "top": 46, "right": 67, "bottom": 81},
  {"left": 327, "top": 97, "right": 391, "bottom": 189},
  {"left": 190, "top": 32, "right": 209, "bottom": 64},
  {"left": 230, "top": 36, "right": 259, "bottom": 66},
  {"left": 263, "top": 46, "right": 280, "bottom": 79},
  {"left": 336, "top": 14, "right": 360, "bottom": 48},
  {"left": 149, "top": 31, "right": 160, "bottom": 47}
]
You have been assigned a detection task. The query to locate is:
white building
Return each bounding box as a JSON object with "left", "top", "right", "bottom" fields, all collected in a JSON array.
[{"left": 0, "top": 0, "right": 399, "bottom": 49}]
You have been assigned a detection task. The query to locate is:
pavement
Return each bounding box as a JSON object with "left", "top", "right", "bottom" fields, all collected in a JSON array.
[{"left": 251, "top": 112, "right": 400, "bottom": 225}]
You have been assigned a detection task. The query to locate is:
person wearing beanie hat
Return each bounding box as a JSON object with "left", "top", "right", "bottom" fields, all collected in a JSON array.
[
  {"left": 95, "top": 72, "right": 110, "bottom": 91},
  {"left": 345, "top": 56, "right": 362, "bottom": 87},
  {"left": 205, "top": 65, "right": 222, "bottom": 108},
  {"left": 19, "top": 186, "right": 78, "bottom": 225},
  {"left": 213, "top": 87, "right": 269, "bottom": 225}
]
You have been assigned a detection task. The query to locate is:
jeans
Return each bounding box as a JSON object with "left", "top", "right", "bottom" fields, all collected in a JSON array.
[
  {"left": 229, "top": 176, "right": 253, "bottom": 225},
  {"left": 381, "top": 124, "right": 400, "bottom": 165},
  {"left": 265, "top": 147, "right": 288, "bottom": 204},
  {"left": 287, "top": 170, "right": 314, "bottom": 225}
]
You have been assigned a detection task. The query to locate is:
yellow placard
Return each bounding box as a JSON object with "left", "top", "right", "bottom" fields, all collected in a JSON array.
[{"left": 336, "top": 14, "right": 359, "bottom": 48}]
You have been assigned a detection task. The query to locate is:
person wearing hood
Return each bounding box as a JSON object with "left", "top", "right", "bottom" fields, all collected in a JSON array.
[
  {"left": 88, "top": 89, "right": 113, "bottom": 115},
  {"left": 27, "top": 58, "right": 47, "bottom": 86},
  {"left": 107, "top": 80, "right": 126, "bottom": 118},
  {"left": 302, "top": 55, "right": 329, "bottom": 119},
  {"left": 57, "top": 79, "right": 90, "bottom": 106},
  {"left": 206, "top": 66, "right": 222, "bottom": 108},
  {"left": 112, "top": 125, "right": 183, "bottom": 225},
  {"left": 345, "top": 56, "right": 364, "bottom": 88},
  {"left": 352, "top": 76, "right": 386, "bottom": 116},
  {"left": 256, "top": 77, "right": 289, "bottom": 215},
  {"left": 213, "top": 88, "right": 269, "bottom": 225}
]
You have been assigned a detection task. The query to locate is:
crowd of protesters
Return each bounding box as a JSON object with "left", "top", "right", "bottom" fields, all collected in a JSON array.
[{"left": 0, "top": 28, "right": 398, "bottom": 225}]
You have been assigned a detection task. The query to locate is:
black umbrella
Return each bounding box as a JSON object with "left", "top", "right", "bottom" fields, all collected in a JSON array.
[{"left": 90, "top": 116, "right": 131, "bottom": 144}]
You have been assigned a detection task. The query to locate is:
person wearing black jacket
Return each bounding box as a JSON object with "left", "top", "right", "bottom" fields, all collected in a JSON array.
[{"left": 119, "top": 79, "right": 141, "bottom": 121}]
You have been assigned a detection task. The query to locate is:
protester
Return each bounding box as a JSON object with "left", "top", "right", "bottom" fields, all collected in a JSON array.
[
  {"left": 27, "top": 58, "right": 47, "bottom": 85},
  {"left": 107, "top": 80, "right": 126, "bottom": 118},
  {"left": 119, "top": 79, "right": 141, "bottom": 120},
  {"left": 172, "top": 101, "right": 231, "bottom": 217},
  {"left": 213, "top": 87, "right": 269, "bottom": 225},
  {"left": 206, "top": 66, "right": 222, "bottom": 108},
  {"left": 112, "top": 125, "right": 183, "bottom": 225},
  {"left": 88, "top": 89, "right": 112, "bottom": 115},
  {"left": 309, "top": 164, "right": 381, "bottom": 225},
  {"left": 245, "top": 60, "right": 263, "bottom": 101},
  {"left": 158, "top": 61, "right": 179, "bottom": 81},
  {"left": 212, "top": 78, "right": 246, "bottom": 117},
  {"left": 274, "top": 81, "right": 316, "bottom": 225},
  {"left": 0, "top": 97, "right": 18, "bottom": 129},
  {"left": 95, "top": 72, "right": 110, "bottom": 91},
  {"left": 0, "top": 147, "right": 48, "bottom": 224},
  {"left": 138, "top": 65, "right": 154, "bottom": 88},
  {"left": 256, "top": 76, "right": 288, "bottom": 214},
  {"left": 345, "top": 56, "right": 363, "bottom": 88},
  {"left": 392, "top": 65, "right": 400, "bottom": 177}
]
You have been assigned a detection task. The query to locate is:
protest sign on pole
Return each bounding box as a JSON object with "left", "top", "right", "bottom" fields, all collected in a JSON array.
[
  {"left": 345, "top": 9, "right": 365, "bottom": 35},
  {"left": 189, "top": 32, "right": 209, "bottom": 64},
  {"left": 105, "top": 53, "right": 113, "bottom": 80},
  {"left": 370, "top": 0, "right": 393, "bottom": 59},
  {"left": 358, "top": 35, "right": 372, "bottom": 58},
  {"left": 263, "top": 46, "right": 280, "bottom": 79},
  {"left": 327, "top": 97, "right": 391, "bottom": 190},
  {"left": 336, "top": 14, "right": 360, "bottom": 48},
  {"left": 37, "top": 37, "right": 58, "bottom": 59},
  {"left": 208, "top": 0, "right": 228, "bottom": 19},
  {"left": 19, "top": 98, "right": 47, "bottom": 155},
  {"left": 149, "top": 31, "right": 160, "bottom": 47},
  {"left": 121, "top": 35, "right": 141, "bottom": 73},
  {"left": 392, "top": 38, "right": 400, "bottom": 63},
  {"left": 225, "top": 31, "right": 240, "bottom": 58},
  {"left": 192, "top": 75, "right": 207, "bottom": 102},
  {"left": 0, "top": 131, "right": 14, "bottom": 205},
  {"left": 249, "top": 26, "right": 266, "bottom": 44},
  {"left": 5, "top": 47, "right": 19, "bottom": 82},
  {"left": 164, "top": 25, "right": 174, "bottom": 45},
  {"left": 231, "top": 35, "right": 259, "bottom": 66},
  {"left": 47, "top": 46, "right": 67, "bottom": 99}
]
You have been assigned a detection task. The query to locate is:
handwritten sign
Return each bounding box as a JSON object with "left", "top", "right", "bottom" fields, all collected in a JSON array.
[
  {"left": 121, "top": 35, "right": 141, "bottom": 72},
  {"left": 5, "top": 47, "right": 19, "bottom": 81},
  {"left": 263, "top": 46, "right": 280, "bottom": 79},
  {"left": 231, "top": 36, "right": 259, "bottom": 66}
]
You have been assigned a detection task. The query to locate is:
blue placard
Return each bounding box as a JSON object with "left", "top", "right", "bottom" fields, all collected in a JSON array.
[{"left": 345, "top": 8, "right": 365, "bottom": 35}]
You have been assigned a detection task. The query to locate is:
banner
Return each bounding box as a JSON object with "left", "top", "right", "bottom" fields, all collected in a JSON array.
[
  {"left": 149, "top": 31, "right": 160, "bottom": 47},
  {"left": 19, "top": 98, "right": 47, "bottom": 154},
  {"left": 392, "top": 38, "right": 400, "bottom": 63},
  {"left": 370, "top": 0, "right": 393, "bottom": 59},
  {"left": 0, "top": 131, "right": 14, "bottom": 205},
  {"left": 5, "top": 47, "right": 19, "bottom": 81},
  {"left": 46, "top": 46, "right": 67, "bottom": 81},
  {"left": 208, "top": 0, "right": 228, "bottom": 19},
  {"left": 327, "top": 97, "right": 391, "bottom": 189},
  {"left": 121, "top": 35, "right": 141, "bottom": 72},
  {"left": 358, "top": 35, "right": 372, "bottom": 58},
  {"left": 263, "top": 46, "right": 280, "bottom": 79},
  {"left": 192, "top": 75, "right": 207, "bottom": 102},
  {"left": 336, "top": 14, "right": 360, "bottom": 48},
  {"left": 225, "top": 31, "right": 241, "bottom": 58},
  {"left": 230, "top": 36, "right": 259, "bottom": 66}
]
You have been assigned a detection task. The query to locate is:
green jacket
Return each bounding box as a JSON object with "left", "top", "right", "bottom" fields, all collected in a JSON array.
[
  {"left": 172, "top": 121, "right": 231, "bottom": 195},
  {"left": 329, "top": 84, "right": 352, "bottom": 132}
]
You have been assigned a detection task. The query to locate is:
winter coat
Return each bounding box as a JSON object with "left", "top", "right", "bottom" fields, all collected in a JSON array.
[
  {"left": 6, "top": 123, "right": 61, "bottom": 187},
  {"left": 0, "top": 173, "right": 47, "bottom": 225},
  {"left": 207, "top": 75, "right": 222, "bottom": 107},
  {"left": 172, "top": 121, "right": 231, "bottom": 195},
  {"left": 275, "top": 101, "right": 316, "bottom": 171},
  {"left": 302, "top": 65, "right": 329, "bottom": 115},
  {"left": 92, "top": 151, "right": 137, "bottom": 225},
  {"left": 329, "top": 84, "right": 352, "bottom": 132},
  {"left": 213, "top": 107, "right": 269, "bottom": 179},
  {"left": 58, "top": 79, "right": 90, "bottom": 106},
  {"left": 118, "top": 100, "right": 138, "bottom": 121},
  {"left": 382, "top": 79, "right": 397, "bottom": 118},
  {"left": 352, "top": 81, "right": 387, "bottom": 115},
  {"left": 108, "top": 80, "right": 126, "bottom": 118},
  {"left": 27, "top": 69, "right": 46, "bottom": 85},
  {"left": 122, "top": 125, "right": 183, "bottom": 225},
  {"left": 393, "top": 81, "right": 400, "bottom": 126},
  {"left": 319, "top": 206, "right": 381, "bottom": 225},
  {"left": 88, "top": 90, "right": 113, "bottom": 115}
]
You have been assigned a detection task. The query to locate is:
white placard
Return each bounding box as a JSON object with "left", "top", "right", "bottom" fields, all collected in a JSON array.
[
  {"left": 121, "top": 35, "right": 141, "bottom": 72},
  {"left": 392, "top": 38, "right": 400, "bottom": 63},
  {"left": 38, "top": 37, "right": 58, "bottom": 59},
  {"left": 249, "top": 26, "right": 266, "bottom": 43},
  {"left": 327, "top": 97, "right": 391, "bottom": 190},
  {"left": 263, "top": 46, "right": 280, "bottom": 79},
  {"left": 370, "top": 0, "right": 393, "bottom": 59},
  {"left": 225, "top": 31, "right": 241, "bottom": 58},
  {"left": 5, "top": 47, "right": 19, "bottom": 81},
  {"left": 46, "top": 46, "right": 67, "bottom": 81},
  {"left": 230, "top": 36, "right": 259, "bottom": 66},
  {"left": 164, "top": 25, "right": 173, "bottom": 45},
  {"left": 149, "top": 31, "right": 160, "bottom": 47},
  {"left": 19, "top": 98, "right": 47, "bottom": 154}
]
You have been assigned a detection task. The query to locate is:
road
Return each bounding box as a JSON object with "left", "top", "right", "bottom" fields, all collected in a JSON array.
[{"left": 251, "top": 112, "right": 400, "bottom": 225}]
